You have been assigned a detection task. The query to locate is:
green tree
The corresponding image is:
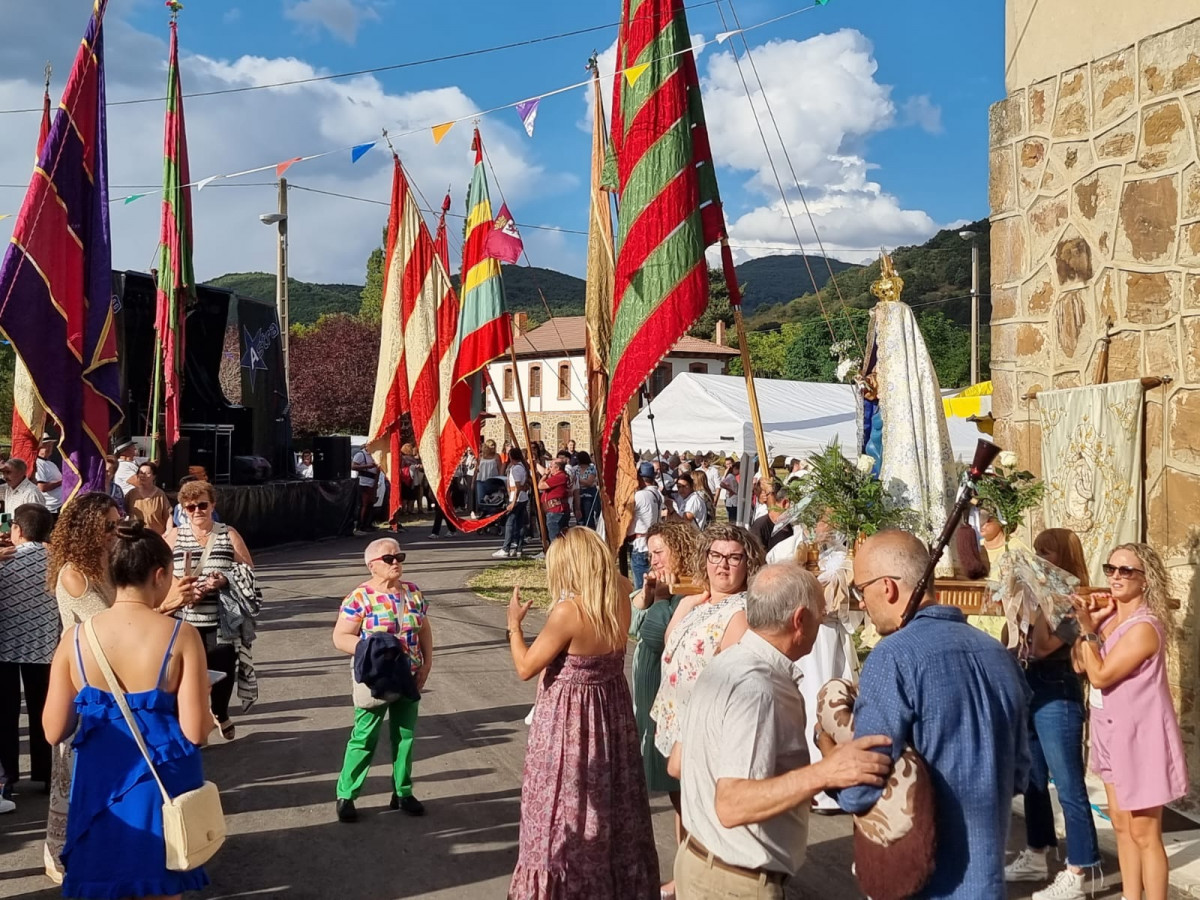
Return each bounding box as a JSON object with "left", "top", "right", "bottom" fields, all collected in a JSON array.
[
  {"left": 782, "top": 310, "right": 871, "bottom": 382},
  {"left": 358, "top": 226, "right": 388, "bottom": 324},
  {"left": 727, "top": 324, "right": 799, "bottom": 379},
  {"left": 689, "top": 268, "right": 735, "bottom": 341},
  {"left": 0, "top": 341, "right": 14, "bottom": 442}
]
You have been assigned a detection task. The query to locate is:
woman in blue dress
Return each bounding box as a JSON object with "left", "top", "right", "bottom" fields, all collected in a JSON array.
[{"left": 43, "top": 517, "right": 213, "bottom": 899}]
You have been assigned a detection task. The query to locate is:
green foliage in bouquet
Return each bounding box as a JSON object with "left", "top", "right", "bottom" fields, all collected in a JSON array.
[
  {"left": 974, "top": 457, "right": 1045, "bottom": 539},
  {"left": 784, "top": 440, "right": 917, "bottom": 541}
]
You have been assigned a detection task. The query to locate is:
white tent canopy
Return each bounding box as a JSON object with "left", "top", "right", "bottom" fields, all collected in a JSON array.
[{"left": 631, "top": 372, "right": 985, "bottom": 462}]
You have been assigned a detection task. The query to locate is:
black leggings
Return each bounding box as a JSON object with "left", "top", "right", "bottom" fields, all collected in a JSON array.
[{"left": 198, "top": 628, "right": 237, "bottom": 722}]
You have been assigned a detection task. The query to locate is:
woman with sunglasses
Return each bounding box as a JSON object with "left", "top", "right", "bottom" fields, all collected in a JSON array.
[
  {"left": 165, "top": 480, "right": 259, "bottom": 742},
  {"left": 1072, "top": 543, "right": 1186, "bottom": 900},
  {"left": 1005, "top": 529, "right": 1101, "bottom": 897},
  {"left": 650, "top": 523, "right": 764, "bottom": 767},
  {"left": 332, "top": 537, "right": 431, "bottom": 822}
]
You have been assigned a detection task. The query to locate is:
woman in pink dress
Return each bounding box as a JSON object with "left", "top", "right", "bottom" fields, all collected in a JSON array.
[
  {"left": 1073, "top": 542, "right": 1187, "bottom": 900},
  {"left": 506, "top": 527, "right": 658, "bottom": 899}
]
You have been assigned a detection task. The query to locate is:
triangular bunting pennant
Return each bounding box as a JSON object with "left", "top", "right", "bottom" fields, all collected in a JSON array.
[
  {"left": 351, "top": 141, "right": 376, "bottom": 163},
  {"left": 123, "top": 193, "right": 148, "bottom": 205},
  {"left": 0, "top": 214, "right": 10, "bottom": 222},
  {"left": 716, "top": 29, "right": 739, "bottom": 43},
  {"left": 431, "top": 122, "right": 454, "bottom": 144},
  {"left": 624, "top": 62, "right": 650, "bottom": 86},
  {"left": 515, "top": 98, "right": 540, "bottom": 138},
  {"left": 196, "top": 175, "right": 219, "bottom": 191},
  {"left": 816, "top": 0, "right": 830, "bottom": 5},
  {"left": 276, "top": 156, "right": 302, "bottom": 177}
]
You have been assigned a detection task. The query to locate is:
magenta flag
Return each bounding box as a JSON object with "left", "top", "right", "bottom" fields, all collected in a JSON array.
[{"left": 483, "top": 202, "right": 524, "bottom": 264}]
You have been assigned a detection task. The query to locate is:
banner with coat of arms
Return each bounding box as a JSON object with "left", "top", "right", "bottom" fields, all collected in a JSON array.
[{"left": 1038, "top": 379, "right": 1144, "bottom": 585}]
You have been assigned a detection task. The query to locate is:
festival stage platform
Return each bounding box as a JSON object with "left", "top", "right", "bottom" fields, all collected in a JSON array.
[{"left": 206, "top": 477, "right": 358, "bottom": 549}]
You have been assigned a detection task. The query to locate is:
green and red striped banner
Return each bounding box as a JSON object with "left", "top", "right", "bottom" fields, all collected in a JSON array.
[
  {"left": 152, "top": 14, "right": 196, "bottom": 450},
  {"left": 604, "top": 0, "right": 724, "bottom": 457}
]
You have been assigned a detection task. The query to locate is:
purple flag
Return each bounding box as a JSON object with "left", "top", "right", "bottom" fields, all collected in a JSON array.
[
  {"left": 515, "top": 98, "right": 540, "bottom": 137},
  {"left": 483, "top": 202, "right": 524, "bottom": 265},
  {"left": 0, "top": 0, "right": 122, "bottom": 501}
]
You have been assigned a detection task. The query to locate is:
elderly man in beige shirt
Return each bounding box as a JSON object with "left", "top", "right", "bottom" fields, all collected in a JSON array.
[{"left": 668, "top": 562, "right": 890, "bottom": 899}]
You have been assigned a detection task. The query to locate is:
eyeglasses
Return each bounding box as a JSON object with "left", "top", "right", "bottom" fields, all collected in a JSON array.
[
  {"left": 371, "top": 553, "right": 405, "bottom": 566},
  {"left": 1102, "top": 564, "right": 1144, "bottom": 578},
  {"left": 848, "top": 574, "right": 898, "bottom": 605},
  {"left": 707, "top": 550, "right": 747, "bottom": 567},
  {"left": 183, "top": 502, "right": 211, "bottom": 513}
]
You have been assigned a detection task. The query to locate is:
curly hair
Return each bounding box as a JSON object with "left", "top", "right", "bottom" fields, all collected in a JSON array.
[
  {"left": 177, "top": 479, "right": 216, "bottom": 506},
  {"left": 47, "top": 491, "right": 119, "bottom": 592},
  {"left": 645, "top": 521, "right": 703, "bottom": 581},
  {"left": 694, "top": 522, "right": 766, "bottom": 590},
  {"left": 1110, "top": 542, "right": 1174, "bottom": 638}
]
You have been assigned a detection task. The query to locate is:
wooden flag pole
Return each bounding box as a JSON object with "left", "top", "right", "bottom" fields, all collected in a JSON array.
[
  {"left": 722, "top": 238, "right": 771, "bottom": 481},
  {"left": 483, "top": 369, "right": 522, "bottom": 451},
  {"left": 506, "top": 315, "right": 550, "bottom": 552}
]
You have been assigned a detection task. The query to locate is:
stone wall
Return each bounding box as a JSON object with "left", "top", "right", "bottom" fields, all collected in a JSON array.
[
  {"left": 480, "top": 410, "right": 593, "bottom": 455},
  {"left": 989, "top": 16, "right": 1200, "bottom": 806}
]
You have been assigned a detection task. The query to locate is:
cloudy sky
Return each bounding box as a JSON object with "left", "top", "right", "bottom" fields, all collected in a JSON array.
[{"left": 0, "top": 0, "right": 1003, "bottom": 285}]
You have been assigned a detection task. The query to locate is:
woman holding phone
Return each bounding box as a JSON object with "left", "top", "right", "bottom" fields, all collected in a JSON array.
[
  {"left": 1073, "top": 543, "right": 1187, "bottom": 900},
  {"left": 165, "top": 481, "right": 259, "bottom": 741}
]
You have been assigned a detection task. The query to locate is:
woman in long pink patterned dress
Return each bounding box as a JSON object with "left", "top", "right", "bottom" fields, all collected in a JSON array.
[
  {"left": 1073, "top": 543, "right": 1187, "bottom": 900},
  {"left": 506, "top": 527, "right": 658, "bottom": 900}
]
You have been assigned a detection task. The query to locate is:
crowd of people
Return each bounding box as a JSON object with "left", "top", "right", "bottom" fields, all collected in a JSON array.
[{"left": 0, "top": 433, "right": 1191, "bottom": 900}]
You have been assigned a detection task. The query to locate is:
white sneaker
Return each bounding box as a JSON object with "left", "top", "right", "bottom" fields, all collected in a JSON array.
[
  {"left": 1005, "top": 848, "right": 1048, "bottom": 883},
  {"left": 0, "top": 797, "right": 14, "bottom": 814},
  {"left": 491, "top": 548, "right": 510, "bottom": 559},
  {"left": 1032, "top": 868, "right": 1085, "bottom": 900}
]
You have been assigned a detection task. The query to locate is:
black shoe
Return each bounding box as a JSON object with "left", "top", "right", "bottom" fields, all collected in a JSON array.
[
  {"left": 397, "top": 795, "right": 425, "bottom": 816},
  {"left": 336, "top": 798, "right": 357, "bottom": 822}
]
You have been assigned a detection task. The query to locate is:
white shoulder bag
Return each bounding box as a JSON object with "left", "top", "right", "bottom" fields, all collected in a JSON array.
[{"left": 83, "top": 619, "right": 226, "bottom": 871}]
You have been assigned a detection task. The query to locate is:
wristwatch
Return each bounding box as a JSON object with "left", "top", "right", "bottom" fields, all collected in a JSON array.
[{"left": 1081, "top": 632, "right": 1100, "bottom": 646}]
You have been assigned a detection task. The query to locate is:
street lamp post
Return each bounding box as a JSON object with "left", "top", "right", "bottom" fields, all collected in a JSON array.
[
  {"left": 259, "top": 177, "right": 290, "bottom": 389},
  {"left": 959, "top": 230, "right": 980, "bottom": 386}
]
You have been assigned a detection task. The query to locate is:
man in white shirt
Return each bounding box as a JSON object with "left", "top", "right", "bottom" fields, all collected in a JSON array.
[
  {"left": 493, "top": 447, "right": 531, "bottom": 559},
  {"left": 34, "top": 438, "right": 63, "bottom": 514},
  {"left": 351, "top": 446, "right": 380, "bottom": 533},
  {"left": 672, "top": 473, "right": 708, "bottom": 529},
  {"left": 627, "top": 461, "right": 663, "bottom": 636},
  {"left": 720, "top": 460, "right": 740, "bottom": 524},
  {"left": 112, "top": 440, "right": 142, "bottom": 495},
  {"left": 296, "top": 450, "right": 314, "bottom": 479},
  {"left": 783, "top": 458, "right": 810, "bottom": 485},
  {"left": 1, "top": 459, "right": 45, "bottom": 511},
  {"left": 704, "top": 454, "right": 722, "bottom": 497},
  {"left": 669, "top": 562, "right": 890, "bottom": 898}
]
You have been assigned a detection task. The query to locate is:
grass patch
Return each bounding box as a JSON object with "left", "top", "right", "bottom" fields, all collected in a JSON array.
[{"left": 467, "top": 559, "right": 552, "bottom": 609}]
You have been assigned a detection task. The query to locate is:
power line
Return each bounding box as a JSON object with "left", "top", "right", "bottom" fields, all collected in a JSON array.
[{"left": 0, "top": 1, "right": 724, "bottom": 116}]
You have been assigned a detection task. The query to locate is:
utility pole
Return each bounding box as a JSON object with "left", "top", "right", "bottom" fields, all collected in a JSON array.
[
  {"left": 960, "top": 229, "right": 981, "bottom": 386},
  {"left": 276, "top": 177, "right": 290, "bottom": 388}
]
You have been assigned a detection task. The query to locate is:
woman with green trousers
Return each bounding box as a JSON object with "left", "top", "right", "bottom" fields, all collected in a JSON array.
[{"left": 332, "top": 537, "right": 432, "bottom": 821}]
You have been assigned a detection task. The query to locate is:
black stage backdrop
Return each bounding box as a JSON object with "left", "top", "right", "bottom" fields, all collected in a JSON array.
[{"left": 237, "top": 296, "right": 294, "bottom": 478}]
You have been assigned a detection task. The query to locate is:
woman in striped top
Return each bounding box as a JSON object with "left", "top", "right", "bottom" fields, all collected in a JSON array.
[{"left": 164, "top": 480, "right": 259, "bottom": 741}]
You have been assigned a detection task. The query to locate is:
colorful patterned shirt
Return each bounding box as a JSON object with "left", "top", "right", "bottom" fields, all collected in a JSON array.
[{"left": 340, "top": 581, "right": 428, "bottom": 669}]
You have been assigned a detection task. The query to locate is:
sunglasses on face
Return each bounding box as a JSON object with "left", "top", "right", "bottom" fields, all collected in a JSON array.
[
  {"left": 1102, "top": 564, "right": 1144, "bottom": 578},
  {"left": 707, "top": 550, "right": 746, "bottom": 567},
  {"left": 371, "top": 553, "right": 405, "bottom": 566},
  {"left": 184, "top": 502, "right": 210, "bottom": 513}
]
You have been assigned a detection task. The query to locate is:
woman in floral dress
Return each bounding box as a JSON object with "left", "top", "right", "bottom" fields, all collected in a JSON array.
[{"left": 650, "top": 523, "right": 765, "bottom": 762}]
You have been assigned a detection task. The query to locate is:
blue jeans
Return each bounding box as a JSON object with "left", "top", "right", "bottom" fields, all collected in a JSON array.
[
  {"left": 579, "top": 488, "right": 601, "bottom": 529},
  {"left": 629, "top": 550, "right": 651, "bottom": 637},
  {"left": 545, "top": 511, "right": 568, "bottom": 543},
  {"left": 504, "top": 501, "right": 528, "bottom": 553},
  {"left": 1022, "top": 659, "right": 1100, "bottom": 867}
]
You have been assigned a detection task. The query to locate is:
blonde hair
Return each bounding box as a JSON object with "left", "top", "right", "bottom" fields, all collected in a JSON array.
[
  {"left": 1110, "top": 542, "right": 1173, "bottom": 638},
  {"left": 1034, "top": 528, "right": 1090, "bottom": 587},
  {"left": 546, "top": 528, "right": 623, "bottom": 648}
]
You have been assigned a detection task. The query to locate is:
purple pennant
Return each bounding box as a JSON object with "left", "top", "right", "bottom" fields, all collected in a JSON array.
[{"left": 515, "top": 98, "right": 540, "bottom": 138}]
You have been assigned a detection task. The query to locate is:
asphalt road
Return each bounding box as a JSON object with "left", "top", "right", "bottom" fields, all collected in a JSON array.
[{"left": 0, "top": 528, "right": 1177, "bottom": 899}]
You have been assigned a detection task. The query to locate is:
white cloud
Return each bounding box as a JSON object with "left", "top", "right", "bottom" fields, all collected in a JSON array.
[
  {"left": 698, "top": 30, "right": 941, "bottom": 262},
  {"left": 283, "top": 0, "right": 381, "bottom": 45},
  {"left": 0, "top": 2, "right": 569, "bottom": 285},
  {"left": 901, "top": 94, "right": 943, "bottom": 134},
  {"left": 222, "top": 8, "right": 242, "bottom": 26},
  {"left": 579, "top": 33, "right": 706, "bottom": 131}
]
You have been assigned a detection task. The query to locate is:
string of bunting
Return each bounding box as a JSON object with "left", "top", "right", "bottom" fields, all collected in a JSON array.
[{"left": 0, "top": 0, "right": 829, "bottom": 213}]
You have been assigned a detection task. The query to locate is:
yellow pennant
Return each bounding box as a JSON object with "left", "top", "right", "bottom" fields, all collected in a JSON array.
[
  {"left": 624, "top": 62, "right": 650, "bottom": 86},
  {"left": 0, "top": 214, "right": 10, "bottom": 221},
  {"left": 431, "top": 122, "right": 454, "bottom": 144}
]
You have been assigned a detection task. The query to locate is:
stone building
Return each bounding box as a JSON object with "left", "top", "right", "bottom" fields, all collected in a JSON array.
[
  {"left": 991, "top": 1, "right": 1200, "bottom": 804},
  {"left": 480, "top": 315, "right": 737, "bottom": 454}
]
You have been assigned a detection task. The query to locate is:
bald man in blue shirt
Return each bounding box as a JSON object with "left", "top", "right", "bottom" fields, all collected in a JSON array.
[{"left": 836, "top": 530, "right": 1031, "bottom": 899}]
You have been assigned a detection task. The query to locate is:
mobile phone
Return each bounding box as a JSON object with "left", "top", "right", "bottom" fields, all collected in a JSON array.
[
  {"left": 0, "top": 513, "right": 11, "bottom": 536},
  {"left": 182, "top": 549, "right": 195, "bottom": 576}
]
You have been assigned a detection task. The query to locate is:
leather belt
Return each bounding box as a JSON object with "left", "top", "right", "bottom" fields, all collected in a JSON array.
[{"left": 685, "top": 837, "right": 788, "bottom": 886}]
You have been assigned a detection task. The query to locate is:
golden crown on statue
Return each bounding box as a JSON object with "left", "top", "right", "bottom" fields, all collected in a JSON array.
[{"left": 870, "top": 253, "right": 905, "bottom": 303}]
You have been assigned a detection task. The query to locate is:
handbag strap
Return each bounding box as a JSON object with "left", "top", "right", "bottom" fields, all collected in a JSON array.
[
  {"left": 191, "top": 521, "right": 225, "bottom": 575},
  {"left": 82, "top": 619, "right": 172, "bottom": 804}
]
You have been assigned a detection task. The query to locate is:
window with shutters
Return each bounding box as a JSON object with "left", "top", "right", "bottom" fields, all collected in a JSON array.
[
  {"left": 689, "top": 362, "right": 708, "bottom": 374},
  {"left": 557, "top": 362, "right": 571, "bottom": 400},
  {"left": 503, "top": 366, "right": 514, "bottom": 400},
  {"left": 529, "top": 365, "right": 542, "bottom": 399}
]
